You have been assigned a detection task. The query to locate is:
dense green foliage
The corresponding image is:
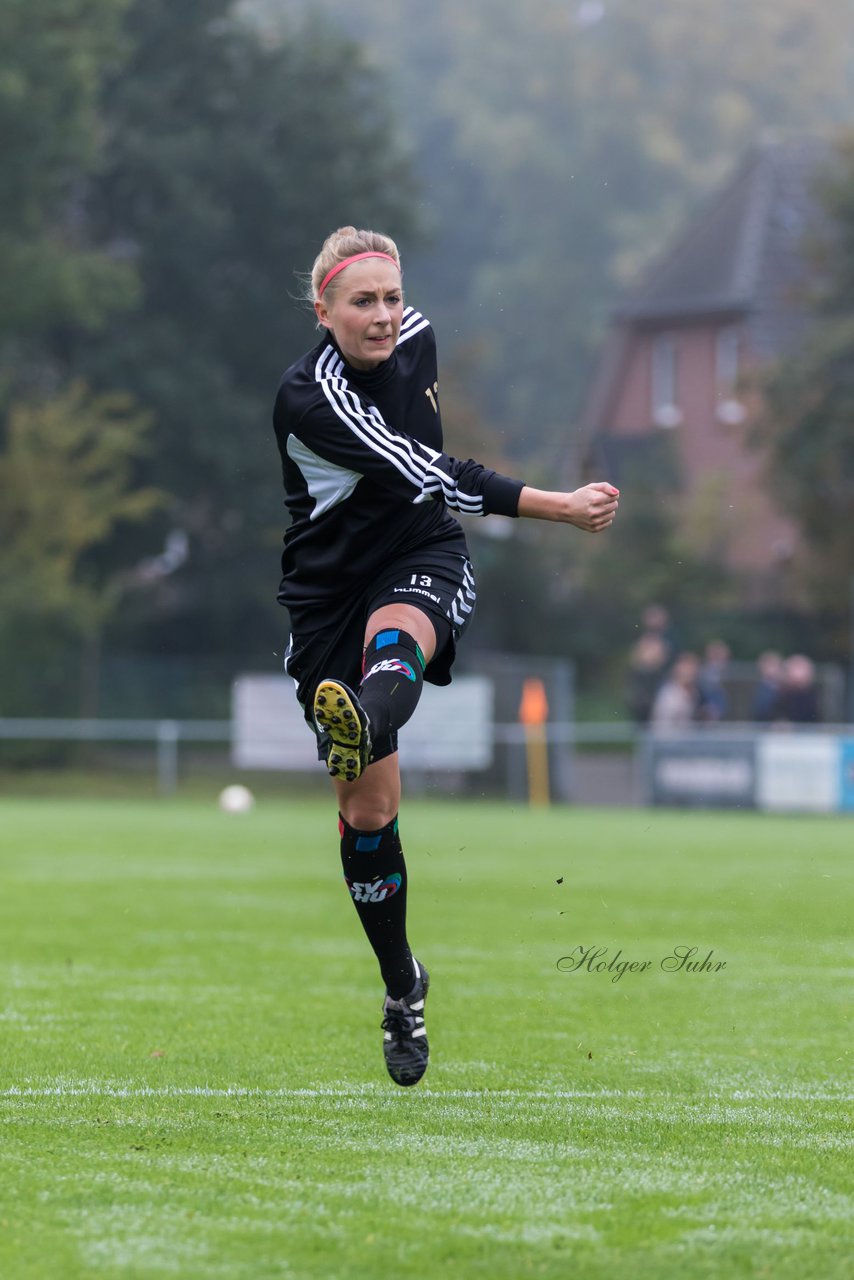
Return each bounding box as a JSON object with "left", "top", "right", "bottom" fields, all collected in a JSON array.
[
  {"left": 0, "top": 383, "right": 160, "bottom": 716},
  {"left": 757, "top": 137, "right": 854, "bottom": 642},
  {"left": 468, "top": 436, "right": 736, "bottom": 688},
  {"left": 70, "top": 0, "right": 420, "bottom": 655},
  {"left": 0, "top": 0, "right": 134, "bottom": 350},
  {"left": 1, "top": 797, "right": 852, "bottom": 1277},
  {"left": 0, "top": 0, "right": 420, "bottom": 713}
]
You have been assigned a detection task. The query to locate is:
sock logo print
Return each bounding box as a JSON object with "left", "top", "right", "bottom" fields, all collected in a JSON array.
[
  {"left": 363, "top": 658, "right": 416, "bottom": 682},
  {"left": 345, "top": 873, "right": 402, "bottom": 903}
]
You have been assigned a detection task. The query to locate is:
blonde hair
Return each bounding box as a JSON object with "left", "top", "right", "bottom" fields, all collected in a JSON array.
[{"left": 308, "top": 226, "right": 402, "bottom": 303}]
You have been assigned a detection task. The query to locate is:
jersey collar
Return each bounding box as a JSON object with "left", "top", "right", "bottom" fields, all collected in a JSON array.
[{"left": 327, "top": 334, "right": 399, "bottom": 390}]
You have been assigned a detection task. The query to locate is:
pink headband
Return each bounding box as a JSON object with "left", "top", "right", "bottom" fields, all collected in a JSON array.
[{"left": 317, "top": 252, "right": 400, "bottom": 298}]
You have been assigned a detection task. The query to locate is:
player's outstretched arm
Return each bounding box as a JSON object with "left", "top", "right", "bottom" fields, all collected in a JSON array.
[{"left": 517, "top": 481, "right": 620, "bottom": 533}]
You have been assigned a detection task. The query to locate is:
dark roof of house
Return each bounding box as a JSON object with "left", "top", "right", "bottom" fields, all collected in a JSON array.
[
  {"left": 615, "top": 134, "right": 832, "bottom": 358},
  {"left": 565, "top": 136, "right": 836, "bottom": 486}
]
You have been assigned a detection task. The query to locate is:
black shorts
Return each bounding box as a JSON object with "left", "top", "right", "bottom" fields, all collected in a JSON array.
[{"left": 283, "top": 546, "right": 477, "bottom": 764}]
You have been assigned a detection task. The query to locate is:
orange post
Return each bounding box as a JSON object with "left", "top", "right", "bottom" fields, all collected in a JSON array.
[{"left": 519, "top": 677, "right": 550, "bottom": 806}]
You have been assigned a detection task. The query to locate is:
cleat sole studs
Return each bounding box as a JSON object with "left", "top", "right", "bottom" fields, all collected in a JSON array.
[{"left": 314, "top": 679, "right": 369, "bottom": 781}]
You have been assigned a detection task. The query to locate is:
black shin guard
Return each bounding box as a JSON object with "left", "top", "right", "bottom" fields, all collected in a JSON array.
[
  {"left": 358, "top": 629, "right": 425, "bottom": 740},
  {"left": 339, "top": 813, "right": 415, "bottom": 999}
]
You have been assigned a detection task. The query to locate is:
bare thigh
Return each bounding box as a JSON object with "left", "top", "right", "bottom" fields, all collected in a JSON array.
[{"left": 364, "top": 604, "right": 437, "bottom": 663}]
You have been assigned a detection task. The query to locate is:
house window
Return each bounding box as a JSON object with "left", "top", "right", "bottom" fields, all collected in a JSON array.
[
  {"left": 715, "top": 325, "right": 746, "bottom": 425},
  {"left": 651, "top": 334, "right": 682, "bottom": 428},
  {"left": 716, "top": 326, "right": 740, "bottom": 388}
]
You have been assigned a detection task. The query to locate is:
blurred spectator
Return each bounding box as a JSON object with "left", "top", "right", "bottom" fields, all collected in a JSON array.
[
  {"left": 775, "top": 654, "right": 821, "bottom": 724},
  {"left": 751, "top": 650, "right": 785, "bottom": 722},
  {"left": 641, "top": 604, "right": 677, "bottom": 654},
  {"left": 626, "top": 631, "right": 670, "bottom": 724},
  {"left": 650, "top": 652, "right": 700, "bottom": 731},
  {"left": 697, "top": 639, "right": 731, "bottom": 722},
  {"left": 626, "top": 604, "right": 675, "bottom": 724}
]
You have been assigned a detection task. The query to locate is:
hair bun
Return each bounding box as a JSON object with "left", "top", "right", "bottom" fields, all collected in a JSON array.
[{"left": 309, "top": 227, "right": 401, "bottom": 303}]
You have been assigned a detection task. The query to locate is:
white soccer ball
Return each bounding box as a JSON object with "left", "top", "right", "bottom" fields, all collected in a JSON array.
[{"left": 218, "top": 784, "right": 255, "bottom": 814}]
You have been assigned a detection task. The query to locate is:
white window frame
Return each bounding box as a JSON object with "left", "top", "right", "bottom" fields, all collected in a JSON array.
[
  {"left": 715, "top": 325, "right": 746, "bottom": 425},
  {"left": 715, "top": 326, "right": 740, "bottom": 390},
  {"left": 651, "top": 333, "right": 682, "bottom": 428}
]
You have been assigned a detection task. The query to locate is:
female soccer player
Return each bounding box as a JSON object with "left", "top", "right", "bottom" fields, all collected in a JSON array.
[{"left": 273, "top": 226, "right": 619, "bottom": 1086}]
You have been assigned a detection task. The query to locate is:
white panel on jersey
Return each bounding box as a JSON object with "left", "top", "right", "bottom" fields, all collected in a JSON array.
[{"left": 286, "top": 433, "right": 362, "bottom": 520}]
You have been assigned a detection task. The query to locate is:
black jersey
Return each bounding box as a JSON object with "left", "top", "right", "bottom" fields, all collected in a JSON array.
[{"left": 273, "top": 307, "right": 523, "bottom": 631}]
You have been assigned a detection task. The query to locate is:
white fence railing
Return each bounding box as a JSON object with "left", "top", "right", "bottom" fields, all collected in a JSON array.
[
  {"left": 0, "top": 714, "right": 639, "bottom": 799},
  {"left": 1, "top": 718, "right": 852, "bottom": 811},
  {"left": 0, "top": 718, "right": 230, "bottom": 796}
]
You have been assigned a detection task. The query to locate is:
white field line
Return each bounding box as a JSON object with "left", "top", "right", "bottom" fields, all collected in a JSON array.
[
  {"left": 1, "top": 1082, "right": 851, "bottom": 1101},
  {"left": 0, "top": 1084, "right": 642, "bottom": 1100}
]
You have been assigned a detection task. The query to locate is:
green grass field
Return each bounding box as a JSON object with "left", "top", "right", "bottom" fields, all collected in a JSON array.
[{"left": 0, "top": 796, "right": 851, "bottom": 1279}]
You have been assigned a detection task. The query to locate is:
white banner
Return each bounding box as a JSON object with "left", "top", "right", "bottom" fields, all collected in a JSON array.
[
  {"left": 231, "top": 675, "right": 494, "bottom": 772},
  {"left": 756, "top": 735, "right": 840, "bottom": 812}
]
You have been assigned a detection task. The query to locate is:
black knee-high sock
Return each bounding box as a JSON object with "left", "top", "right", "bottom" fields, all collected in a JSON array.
[
  {"left": 358, "top": 629, "right": 425, "bottom": 739},
  {"left": 339, "top": 813, "right": 416, "bottom": 999}
]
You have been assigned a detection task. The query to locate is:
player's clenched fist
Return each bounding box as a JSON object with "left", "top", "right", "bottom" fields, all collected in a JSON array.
[{"left": 517, "top": 480, "right": 620, "bottom": 532}]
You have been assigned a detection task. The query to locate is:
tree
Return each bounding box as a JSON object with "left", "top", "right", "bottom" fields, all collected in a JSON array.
[
  {"left": 0, "top": 0, "right": 134, "bottom": 358},
  {"left": 0, "top": 0, "right": 152, "bottom": 723},
  {"left": 536, "top": 437, "right": 733, "bottom": 691},
  {"left": 757, "top": 137, "right": 854, "bottom": 654},
  {"left": 65, "top": 0, "right": 422, "bottom": 656},
  {"left": 0, "top": 382, "right": 162, "bottom": 714}
]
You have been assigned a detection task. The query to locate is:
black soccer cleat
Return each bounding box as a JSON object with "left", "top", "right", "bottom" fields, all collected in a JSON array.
[
  {"left": 313, "top": 679, "right": 372, "bottom": 782},
  {"left": 381, "top": 960, "right": 430, "bottom": 1087}
]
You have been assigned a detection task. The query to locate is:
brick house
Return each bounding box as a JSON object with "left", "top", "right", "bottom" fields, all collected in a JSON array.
[{"left": 576, "top": 136, "right": 831, "bottom": 592}]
